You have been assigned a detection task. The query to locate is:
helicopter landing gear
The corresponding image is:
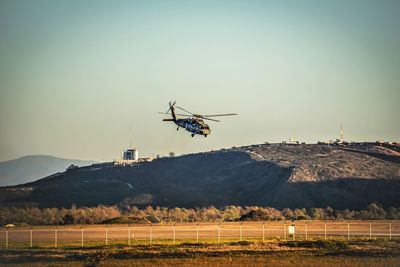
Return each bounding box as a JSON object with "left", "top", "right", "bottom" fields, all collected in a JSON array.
[{"left": 191, "top": 134, "right": 195, "bottom": 137}]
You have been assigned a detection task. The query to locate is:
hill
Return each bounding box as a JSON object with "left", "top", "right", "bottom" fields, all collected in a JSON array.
[
  {"left": 0, "top": 144, "right": 399, "bottom": 209},
  {"left": 0, "top": 155, "right": 96, "bottom": 186}
]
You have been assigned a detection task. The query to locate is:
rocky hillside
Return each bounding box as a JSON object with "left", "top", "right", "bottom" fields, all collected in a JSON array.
[
  {"left": 0, "top": 144, "right": 399, "bottom": 209},
  {"left": 247, "top": 144, "right": 399, "bottom": 182}
]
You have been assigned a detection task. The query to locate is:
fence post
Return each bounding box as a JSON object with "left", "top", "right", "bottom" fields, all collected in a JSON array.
[
  {"left": 305, "top": 222, "right": 308, "bottom": 241},
  {"left": 218, "top": 223, "right": 221, "bottom": 244},
  {"left": 149, "top": 225, "right": 152, "bottom": 245},
  {"left": 262, "top": 222, "right": 265, "bottom": 242},
  {"left": 105, "top": 227, "right": 108, "bottom": 245},
  {"left": 240, "top": 223, "right": 243, "bottom": 241},
  {"left": 128, "top": 226, "right": 131, "bottom": 246},
  {"left": 196, "top": 224, "right": 199, "bottom": 243},
  {"left": 54, "top": 229, "right": 57, "bottom": 248},
  {"left": 369, "top": 222, "right": 372, "bottom": 239},
  {"left": 347, "top": 223, "right": 350, "bottom": 241},
  {"left": 324, "top": 222, "right": 327, "bottom": 240},
  {"left": 30, "top": 229, "right": 33, "bottom": 248},
  {"left": 5, "top": 230, "right": 8, "bottom": 249},
  {"left": 293, "top": 222, "right": 295, "bottom": 241},
  {"left": 283, "top": 222, "right": 286, "bottom": 241},
  {"left": 173, "top": 224, "right": 176, "bottom": 244},
  {"left": 81, "top": 228, "right": 84, "bottom": 247},
  {"left": 389, "top": 223, "right": 392, "bottom": 240}
]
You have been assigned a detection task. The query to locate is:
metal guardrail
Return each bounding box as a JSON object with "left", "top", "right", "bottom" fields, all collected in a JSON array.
[{"left": 0, "top": 221, "right": 399, "bottom": 248}]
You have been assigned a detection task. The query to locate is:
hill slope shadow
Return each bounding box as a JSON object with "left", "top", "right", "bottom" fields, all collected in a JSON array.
[{"left": 1, "top": 149, "right": 399, "bottom": 209}]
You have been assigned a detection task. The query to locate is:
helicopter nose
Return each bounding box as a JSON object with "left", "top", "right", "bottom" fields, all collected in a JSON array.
[{"left": 202, "top": 128, "right": 211, "bottom": 135}]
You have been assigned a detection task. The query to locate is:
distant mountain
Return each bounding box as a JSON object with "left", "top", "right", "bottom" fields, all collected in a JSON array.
[
  {"left": 0, "top": 155, "right": 96, "bottom": 186},
  {"left": 0, "top": 145, "right": 399, "bottom": 209}
]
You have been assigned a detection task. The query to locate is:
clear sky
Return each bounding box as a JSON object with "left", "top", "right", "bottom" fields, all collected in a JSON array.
[{"left": 0, "top": 0, "right": 399, "bottom": 162}]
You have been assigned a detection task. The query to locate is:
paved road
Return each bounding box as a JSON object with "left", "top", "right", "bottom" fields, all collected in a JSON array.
[{"left": 0, "top": 221, "right": 399, "bottom": 247}]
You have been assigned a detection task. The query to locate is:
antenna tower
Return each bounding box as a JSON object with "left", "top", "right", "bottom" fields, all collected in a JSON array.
[
  {"left": 340, "top": 123, "right": 344, "bottom": 142},
  {"left": 129, "top": 124, "right": 132, "bottom": 148}
]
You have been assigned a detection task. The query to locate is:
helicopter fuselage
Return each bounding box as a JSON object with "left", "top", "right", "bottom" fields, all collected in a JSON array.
[
  {"left": 175, "top": 118, "right": 211, "bottom": 137},
  {"left": 161, "top": 102, "right": 235, "bottom": 137}
]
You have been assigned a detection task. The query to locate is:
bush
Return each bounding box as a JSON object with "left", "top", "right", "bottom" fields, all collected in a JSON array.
[
  {"left": 283, "top": 240, "right": 349, "bottom": 250},
  {"left": 66, "top": 164, "right": 79, "bottom": 171},
  {"left": 228, "top": 240, "right": 254, "bottom": 246}
]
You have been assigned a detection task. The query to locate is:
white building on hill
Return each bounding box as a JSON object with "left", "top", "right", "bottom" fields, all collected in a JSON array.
[{"left": 114, "top": 148, "right": 153, "bottom": 165}]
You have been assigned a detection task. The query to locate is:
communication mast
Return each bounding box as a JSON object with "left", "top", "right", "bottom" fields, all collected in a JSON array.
[{"left": 340, "top": 123, "right": 344, "bottom": 142}]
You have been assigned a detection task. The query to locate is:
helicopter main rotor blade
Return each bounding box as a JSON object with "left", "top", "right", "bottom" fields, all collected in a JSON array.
[
  {"left": 175, "top": 106, "right": 194, "bottom": 115},
  {"left": 201, "top": 113, "right": 238, "bottom": 117},
  {"left": 202, "top": 117, "right": 220, "bottom": 122},
  {"left": 174, "top": 113, "right": 190, "bottom": 116},
  {"left": 158, "top": 112, "right": 188, "bottom": 117}
]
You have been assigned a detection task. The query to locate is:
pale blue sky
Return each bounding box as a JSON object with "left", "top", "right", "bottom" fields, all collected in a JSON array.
[{"left": 0, "top": 0, "right": 399, "bottom": 161}]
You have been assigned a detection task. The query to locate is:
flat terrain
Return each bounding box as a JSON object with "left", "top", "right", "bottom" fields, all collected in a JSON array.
[
  {"left": 0, "top": 239, "right": 399, "bottom": 266},
  {"left": 1, "top": 221, "right": 399, "bottom": 249}
]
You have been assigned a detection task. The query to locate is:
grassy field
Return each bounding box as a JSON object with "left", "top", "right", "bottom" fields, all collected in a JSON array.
[
  {"left": 1, "top": 220, "right": 398, "bottom": 250},
  {"left": 0, "top": 239, "right": 399, "bottom": 266}
]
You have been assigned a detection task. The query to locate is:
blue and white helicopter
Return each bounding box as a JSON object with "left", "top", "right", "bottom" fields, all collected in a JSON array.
[{"left": 160, "top": 101, "right": 237, "bottom": 137}]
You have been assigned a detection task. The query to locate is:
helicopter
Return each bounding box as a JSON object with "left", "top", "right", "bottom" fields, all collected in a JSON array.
[{"left": 159, "top": 101, "right": 237, "bottom": 137}]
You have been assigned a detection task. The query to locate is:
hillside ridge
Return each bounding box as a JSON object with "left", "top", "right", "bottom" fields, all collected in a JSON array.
[{"left": 0, "top": 144, "right": 399, "bottom": 209}]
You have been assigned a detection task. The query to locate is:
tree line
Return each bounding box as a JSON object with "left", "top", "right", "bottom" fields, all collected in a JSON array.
[{"left": 0, "top": 203, "right": 399, "bottom": 226}]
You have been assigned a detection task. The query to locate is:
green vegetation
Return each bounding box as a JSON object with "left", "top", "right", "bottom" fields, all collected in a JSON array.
[
  {"left": 0, "top": 205, "right": 121, "bottom": 225},
  {"left": 1, "top": 203, "right": 399, "bottom": 226}
]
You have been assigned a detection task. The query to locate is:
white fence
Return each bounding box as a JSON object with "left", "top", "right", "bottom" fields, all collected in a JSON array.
[{"left": 0, "top": 221, "right": 399, "bottom": 248}]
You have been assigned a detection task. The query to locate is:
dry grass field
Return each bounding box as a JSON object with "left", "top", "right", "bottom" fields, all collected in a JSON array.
[
  {"left": 1, "top": 220, "right": 398, "bottom": 249},
  {"left": 0, "top": 221, "right": 399, "bottom": 266},
  {"left": 0, "top": 239, "right": 399, "bottom": 266}
]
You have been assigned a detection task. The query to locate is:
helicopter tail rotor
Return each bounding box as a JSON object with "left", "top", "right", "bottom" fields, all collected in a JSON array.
[
  {"left": 165, "top": 101, "right": 176, "bottom": 114},
  {"left": 165, "top": 101, "right": 177, "bottom": 120}
]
